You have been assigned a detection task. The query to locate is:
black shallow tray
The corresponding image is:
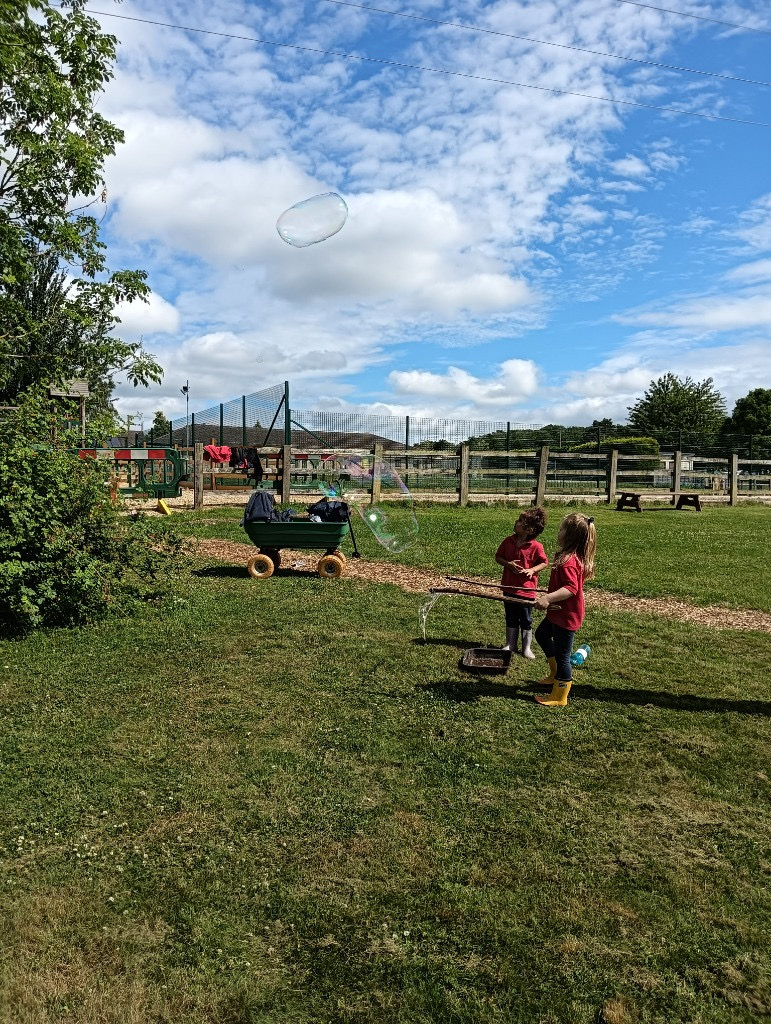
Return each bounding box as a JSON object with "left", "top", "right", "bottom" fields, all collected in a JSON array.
[{"left": 460, "top": 647, "right": 511, "bottom": 675}]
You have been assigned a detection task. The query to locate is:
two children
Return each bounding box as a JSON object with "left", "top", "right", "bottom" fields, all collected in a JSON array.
[{"left": 496, "top": 510, "right": 596, "bottom": 708}]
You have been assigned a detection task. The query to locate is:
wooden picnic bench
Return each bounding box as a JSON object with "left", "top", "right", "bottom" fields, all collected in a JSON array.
[{"left": 616, "top": 491, "right": 702, "bottom": 512}]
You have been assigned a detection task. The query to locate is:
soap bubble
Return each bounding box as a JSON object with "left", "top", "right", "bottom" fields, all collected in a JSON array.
[
  {"left": 276, "top": 192, "right": 348, "bottom": 247},
  {"left": 419, "top": 592, "right": 443, "bottom": 640},
  {"left": 316, "top": 478, "right": 344, "bottom": 499},
  {"left": 320, "top": 454, "right": 418, "bottom": 553}
]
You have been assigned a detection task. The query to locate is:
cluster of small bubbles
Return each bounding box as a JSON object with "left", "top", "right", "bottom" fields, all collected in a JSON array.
[
  {"left": 320, "top": 454, "right": 419, "bottom": 553},
  {"left": 276, "top": 192, "right": 348, "bottom": 248}
]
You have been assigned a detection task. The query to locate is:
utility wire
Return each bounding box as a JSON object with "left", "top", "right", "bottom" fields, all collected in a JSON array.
[
  {"left": 79, "top": 6, "right": 771, "bottom": 128},
  {"left": 612, "top": 0, "right": 771, "bottom": 36},
  {"left": 322, "top": 0, "right": 771, "bottom": 89}
]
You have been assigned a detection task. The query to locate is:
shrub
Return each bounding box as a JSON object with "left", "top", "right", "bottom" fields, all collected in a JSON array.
[
  {"left": 0, "top": 390, "right": 183, "bottom": 634},
  {"left": 568, "top": 435, "right": 660, "bottom": 471}
]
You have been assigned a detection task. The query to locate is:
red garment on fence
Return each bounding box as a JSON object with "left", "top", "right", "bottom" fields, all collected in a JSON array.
[{"left": 203, "top": 445, "right": 232, "bottom": 463}]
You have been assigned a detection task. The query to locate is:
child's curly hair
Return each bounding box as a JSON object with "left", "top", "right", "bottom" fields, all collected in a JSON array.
[{"left": 518, "top": 506, "right": 546, "bottom": 539}]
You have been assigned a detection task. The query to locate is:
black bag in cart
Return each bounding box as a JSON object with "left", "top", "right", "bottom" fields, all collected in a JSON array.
[{"left": 307, "top": 498, "right": 349, "bottom": 522}]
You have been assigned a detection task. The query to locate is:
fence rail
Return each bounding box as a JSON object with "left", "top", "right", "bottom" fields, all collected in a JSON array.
[{"left": 178, "top": 443, "right": 771, "bottom": 507}]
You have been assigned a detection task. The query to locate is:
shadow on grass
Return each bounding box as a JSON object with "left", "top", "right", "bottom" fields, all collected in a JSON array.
[
  {"left": 420, "top": 679, "right": 771, "bottom": 715},
  {"left": 192, "top": 565, "right": 248, "bottom": 579},
  {"left": 574, "top": 683, "right": 771, "bottom": 716},
  {"left": 192, "top": 565, "right": 323, "bottom": 580},
  {"left": 411, "top": 637, "right": 480, "bottom": 649},
  {"left": 615, "top": 506, "right": 684, "bottom": 514}
]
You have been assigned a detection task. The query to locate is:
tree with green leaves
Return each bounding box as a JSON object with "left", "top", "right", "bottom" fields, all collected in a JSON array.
[
  {"left": 627, "top": 373, "right": 727, "bottom": 436},
  {"left": 725, "top": 388, "right": 771, "bottom": 436},
  {"left": 151, "top": 409, "right": 172, "bottom": 438},
  {"left": 0, "top": 0, "right": 162, "bottom": 409}
]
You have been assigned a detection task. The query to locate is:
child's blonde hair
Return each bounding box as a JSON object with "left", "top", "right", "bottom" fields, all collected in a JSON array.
[{"left": 554, "top": 513, "right": 596, "bottom": 580}]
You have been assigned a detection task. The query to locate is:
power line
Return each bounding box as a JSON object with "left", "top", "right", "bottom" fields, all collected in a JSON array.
[
  {"left": 612, "top": 0, "right": 771, "bottom": 36},
  {"left": 322, "top": 0, "right": 771, "bottom": 89},
  {"left": 79, "top": 6, "right": 771, "bottom": 128}
]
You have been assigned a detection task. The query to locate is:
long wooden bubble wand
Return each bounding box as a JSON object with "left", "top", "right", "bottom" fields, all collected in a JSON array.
[
  {"left": 420, "top": 588, "right": 559, "bottom": 642},
  {"left": 444, "top": 575, "right": 550, "bottom": 594},
  {"left": 429, "top": 587, "right": 560, "bottom": 609}
]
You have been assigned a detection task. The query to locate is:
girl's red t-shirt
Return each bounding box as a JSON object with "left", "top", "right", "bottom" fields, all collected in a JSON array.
[
  {"left": 496, "top": 536, "right": 548, "bottom": 594},
  {"left": 546, "top": 554, "right": 585, "bottom": 631}
]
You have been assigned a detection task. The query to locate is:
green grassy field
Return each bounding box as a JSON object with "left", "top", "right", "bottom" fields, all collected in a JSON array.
[
  {"left": 0, "top": 503, "right": 769, "bottom": 1023},
  {"left": 180, "top": 502, "right": 771, "bottom": 611}
]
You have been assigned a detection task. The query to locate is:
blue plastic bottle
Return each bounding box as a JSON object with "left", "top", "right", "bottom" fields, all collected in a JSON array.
[{"left": 570, "top": 644, "right": 591, "bottom": 667}]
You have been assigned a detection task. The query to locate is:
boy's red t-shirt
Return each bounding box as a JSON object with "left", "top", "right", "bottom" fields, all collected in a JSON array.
[
  {"left": 546, "top": 554, "right": 585, "bottom": 631},
  {"left": 496, "top": 536, "right": 548, "bottom": 594}
]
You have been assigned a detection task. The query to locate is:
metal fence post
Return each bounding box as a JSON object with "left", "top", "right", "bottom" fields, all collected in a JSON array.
[
  {"left": 405, "top": 415, "right": 410, "bottom": 489},
  {"left": 505, "top": 421, "right": 511, "bottom": 495},
  {"left": 458, "top": 444, "right": 469, "bottom": 506},
  {"left": 281, "top": 443, "right": 292, "bottom": 504},
  {"left": 606, "top": 448, "right": 618, "bottom": 504},
  {"left": 534, "top": 445, "right": 549, "bottom": 505}
]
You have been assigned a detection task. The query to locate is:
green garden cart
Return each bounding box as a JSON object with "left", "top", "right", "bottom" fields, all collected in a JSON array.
[{"left": 242, "top": 517, "right": 358, "bottom": 580}]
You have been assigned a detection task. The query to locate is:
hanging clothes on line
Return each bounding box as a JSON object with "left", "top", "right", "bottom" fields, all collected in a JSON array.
[{"left": 246, "top": 448, "right": 264, "bottom": 482}]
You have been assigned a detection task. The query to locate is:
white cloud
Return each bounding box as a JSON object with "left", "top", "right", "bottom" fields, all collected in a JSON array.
[
  {"left": 562, "top": 363, "right": 652, "bottom": 398},
  {"left": 680, "top": 215, "right": 717, "bottom": 235},
  {"left": 734, "top": 194, "right": 771, "bottom": 251},
  {"left": 114, "top": 291, "right": 180, "bottom": 340},
  {"left": 725, "top": 259, "right": 771, "bottom": 283},
  {"left": 610, "top": 155, "right": 648, "bottom": 177},
  {"left": 601, "top": 180, "right": 645, "bottom": 192},
  {"left": 616, "top": 293, "right": 771, "bottom": 332},
  {"left": 389, "top": 359, "right": 540, "bottom": 409}
]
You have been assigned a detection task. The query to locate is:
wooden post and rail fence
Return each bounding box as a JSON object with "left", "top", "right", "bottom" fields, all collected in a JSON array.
[{"left": 180, "top": 441, "right": 771, "bottom": 509}]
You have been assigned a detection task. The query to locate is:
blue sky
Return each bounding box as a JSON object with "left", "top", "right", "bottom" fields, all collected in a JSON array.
[{"left": 94, "top": 0, "right": 771, "bottom": 428}]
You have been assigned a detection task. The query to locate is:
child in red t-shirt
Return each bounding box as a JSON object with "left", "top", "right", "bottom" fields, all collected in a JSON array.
[
  {"left": 495, "top": 507, "right": 548, "bottom": 658},
  {"left": 533, "top": 513, "right": 596, "bottom": 707}
]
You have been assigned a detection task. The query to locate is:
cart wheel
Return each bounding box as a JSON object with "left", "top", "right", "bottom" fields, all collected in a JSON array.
[
  {"left": 317, "top": 554, "right": 344, "bottom": 579},
  {"left": 247, "top": 553, "right": 275, "bottom": 580},
  {"left": 262, "top": 547, "right": 281, "bottom": 569},
  {"left": 332, "top": 549, "right": 347, "bottom": 565}
]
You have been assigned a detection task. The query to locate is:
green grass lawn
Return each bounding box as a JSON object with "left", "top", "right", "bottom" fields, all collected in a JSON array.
[
  {"left": 0, "top": 502, "right": 769, "bottom": 1023},
  {"left": 179, "top": 501, "right": 771, "bottom": 611}
]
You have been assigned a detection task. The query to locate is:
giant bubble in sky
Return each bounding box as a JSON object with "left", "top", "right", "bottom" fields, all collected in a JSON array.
[{"left": 276, "top": 192, "right": 348, "bottom": 247}]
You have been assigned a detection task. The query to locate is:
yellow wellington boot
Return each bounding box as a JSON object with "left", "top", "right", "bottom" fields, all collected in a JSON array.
[
  {"left": 537, "top": 657, "right": 558, "bottom": 686},
  {"left": 535, "top": 679, "right": 572, "bottom": 708}
]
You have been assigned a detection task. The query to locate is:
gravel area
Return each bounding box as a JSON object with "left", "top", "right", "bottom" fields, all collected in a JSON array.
[{"left": 191, "top": 537, "right": 771, "bottom": 634}]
